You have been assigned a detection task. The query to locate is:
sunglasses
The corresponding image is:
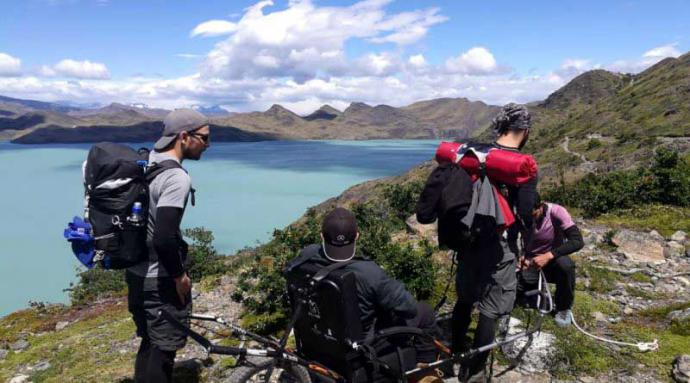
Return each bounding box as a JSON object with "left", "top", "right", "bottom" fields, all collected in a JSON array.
[{"left": 189, "top": 132, "right": 210, "bottom": 144}]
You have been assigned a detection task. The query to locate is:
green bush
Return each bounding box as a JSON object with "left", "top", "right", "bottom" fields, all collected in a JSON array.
[
  {"left": 544, "top": 148, "right": 690, "bottom": 217},
  {"left": 68, "top": 268, "right": 126, "bottom": 306},
  {"left": 383, "top": 181, "right": 424, "bottom": 224},
  {"left": 586, "top": 138, "right": 602, "bottom": 150},
  {"left": 183, "top": 227, "right": 230, "bottom": 281}
]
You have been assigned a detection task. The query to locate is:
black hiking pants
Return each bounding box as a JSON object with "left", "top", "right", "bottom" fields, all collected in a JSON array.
[
  {"left": 452, "top": 236, "right": 517, "bottom": 377},
  {"left": 127, "top": 272, "right": 192, "bottom": 383},
  {"left": 518, "top": 255, "right": 576, "bottom": 311}
]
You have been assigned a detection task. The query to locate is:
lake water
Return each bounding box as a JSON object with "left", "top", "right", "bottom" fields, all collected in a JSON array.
[{"left": 0, "top": 140, "right": 440, "bottom": 316}]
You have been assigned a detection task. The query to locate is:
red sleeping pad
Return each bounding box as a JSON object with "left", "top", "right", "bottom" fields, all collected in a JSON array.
[{"left": 435, "top": 141, "right": 538, "bottom": 185}]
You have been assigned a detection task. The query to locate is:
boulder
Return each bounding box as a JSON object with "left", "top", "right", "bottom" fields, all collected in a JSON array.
[
  {"left": 33, "top": 360, "right": 51, "bottom": 371},
  {"left": 666, "top": 241, "right": 686, "bottom": 258},
  {"left": 668, "top": 308, "right": 690, "bottom": 322},
  {"left": 9, "top": 375, "right": 30, "bottom": 383},
  {"left": 55, "top": 321, "right": 69, "bottom": 331},
  {"left": 0, "top": 348, "right": 7, "bottom": 360},
  {"left": 671, "top": 231, "right": 687, "bottom": 243},
  {"left": 405, "top": 214, "right": 438, "bottom": 244},
  {"left": 612, "top": 229, "right": 666, "bottom": 264},
  {"left": 500, "top": 317, "right": 557, "bottom": 373},
  {"left": 9, "top": 339, "right": 29, "bottom": 352},
  {"left": 673, "top": 355, "right": 690, "bottom": 383}
]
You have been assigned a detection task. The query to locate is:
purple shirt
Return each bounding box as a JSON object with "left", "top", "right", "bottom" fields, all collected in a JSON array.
[{"left": 525, "top": 203, "right": 575, "bottom": 256}]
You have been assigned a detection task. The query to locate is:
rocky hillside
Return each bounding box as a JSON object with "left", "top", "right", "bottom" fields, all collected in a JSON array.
[{"left": 471, "top": 52, "right": 690, "bottom": 183}]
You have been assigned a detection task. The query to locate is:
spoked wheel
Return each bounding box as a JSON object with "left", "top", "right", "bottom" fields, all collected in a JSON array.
[{"left": 227, "top": 357, "right": 312, "bottom": 383}]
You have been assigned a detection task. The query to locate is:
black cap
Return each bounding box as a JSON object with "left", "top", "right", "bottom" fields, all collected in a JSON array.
[{"left": 322, "top": 207, "right": 358, "bottom": 262}]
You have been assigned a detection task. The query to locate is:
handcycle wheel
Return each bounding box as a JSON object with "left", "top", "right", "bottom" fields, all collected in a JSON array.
[{"left": 227, "top": 357, "right": 312, "bottom": 383}]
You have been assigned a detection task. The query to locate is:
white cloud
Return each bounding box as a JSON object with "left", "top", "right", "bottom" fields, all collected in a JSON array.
[
  {"left": 408, "top": 54, "right": 426, "bottom": 67},
  {"left": 190, "top": 20, "right": 238, "bottom": 37},
  {"left": 198, "top": 0, "right": 447, "bottom": 81},
  {"left": 643, "top": 44, "right": 681, "bottom": 59},
  {"left": 607, "top": 43, "right": 681, "bottom": 73},
  {"left": 0, "top": 53, "right": 22, "bottom": 77},
  {"left": 41, "top": 59, "right": 110, "bottom": 79},
  {"left": 176, "top": 53, "right": 203, "bottom": 59},
  {"left": 444, "top": 47, "right": 499, "bottom": 75}
]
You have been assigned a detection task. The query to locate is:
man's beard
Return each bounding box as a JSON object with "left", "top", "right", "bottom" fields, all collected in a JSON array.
[{"left": 182, "top": 145, "right": 202, "bottom": 160}]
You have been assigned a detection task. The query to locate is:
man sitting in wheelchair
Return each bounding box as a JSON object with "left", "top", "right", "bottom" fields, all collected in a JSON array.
[{"left": 284, "top": 207, "right": 442, "bottom": 381}]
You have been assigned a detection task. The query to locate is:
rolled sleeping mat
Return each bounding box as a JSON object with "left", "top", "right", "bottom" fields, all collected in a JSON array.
[{"left": 435, "top": 141, "right": 538, "bottom": 185}]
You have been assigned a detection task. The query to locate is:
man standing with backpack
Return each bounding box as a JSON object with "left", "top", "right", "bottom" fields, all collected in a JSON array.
[
  {"left": 126, "top": 109, "right": 210, "bottom": 383},
  {"left": 416, "top": 104, "right": 537, "bottom": 382},
  {"left": 448, "top": 104, "right": 537, "bottom": 382}
]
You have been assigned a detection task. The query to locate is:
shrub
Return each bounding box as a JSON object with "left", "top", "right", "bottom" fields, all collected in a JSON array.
[
  {"left": 383, "top": 181, "right": 424, "bottom": 224},
  {"left": 586, "top": 138, "right": 602, "bottom": 150},
  {"left": 184, "top": 227, "right": 230, "bottom": 281},
  {"left": 68, "top": 268, "right": 126, "bottom": 306},
  {"left": 544, "top": 148, "right": 689, "bottom": 217}
]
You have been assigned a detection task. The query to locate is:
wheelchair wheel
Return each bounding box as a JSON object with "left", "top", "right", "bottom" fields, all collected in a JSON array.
[{"left": 227, "top": 357, "right": 312, "bottom": 383}]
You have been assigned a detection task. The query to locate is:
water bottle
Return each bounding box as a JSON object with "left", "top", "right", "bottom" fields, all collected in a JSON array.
[{"left": 127, "top": 202, "right": 145, "bottom": 227}]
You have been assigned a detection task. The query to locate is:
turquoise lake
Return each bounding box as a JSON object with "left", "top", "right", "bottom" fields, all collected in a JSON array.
[{"left": 0, "top": 140, "right": 440, "bottom": 316}]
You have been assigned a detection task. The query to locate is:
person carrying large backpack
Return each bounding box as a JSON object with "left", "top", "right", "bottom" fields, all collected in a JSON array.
[
  {"left": 416, "top": 104, "right": 537, "bottom": 382},
  {"left": 126, "top": 109, "right": 210, "bottom": 383}
]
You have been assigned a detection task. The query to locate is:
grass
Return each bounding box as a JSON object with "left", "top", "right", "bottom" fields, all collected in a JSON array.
[
  {"left": 0, "top": 302, "right": 135, "bottom": 382},
  {"left": 577, "top": 261, "right": 622, "bottom": 294},
  {"left": 595, "top": 204, "right": 690, "bottom": 237}
]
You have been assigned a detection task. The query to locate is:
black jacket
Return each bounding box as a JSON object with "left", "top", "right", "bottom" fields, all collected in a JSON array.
[{"left": 286, "top": 244, "right": 418, "bottom": 332}]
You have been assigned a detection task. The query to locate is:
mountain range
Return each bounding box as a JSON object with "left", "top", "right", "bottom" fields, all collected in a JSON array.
[{"left": 0, "top": 95, "right": 499, "bottom": 143}]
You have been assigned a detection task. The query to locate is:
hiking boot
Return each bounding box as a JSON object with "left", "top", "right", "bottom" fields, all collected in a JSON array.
[{"left": 555, "top": 309, "right": 572, "bottom": 327}]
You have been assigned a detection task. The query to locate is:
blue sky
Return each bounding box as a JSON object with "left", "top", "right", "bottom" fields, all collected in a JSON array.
[{"left": 0, "top": 0, "right": 687, "bottom": 113}]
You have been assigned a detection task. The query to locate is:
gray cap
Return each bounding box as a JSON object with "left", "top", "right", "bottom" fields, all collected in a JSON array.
[{"left": 154, "top": 108, "right": 209, "bottom": 150}]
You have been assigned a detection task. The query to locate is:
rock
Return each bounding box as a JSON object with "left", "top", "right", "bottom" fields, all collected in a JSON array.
[
  {"left": 500, "top": 317, "right": 557, "bottom": 373},
  {"left": 671, "top": 231, "right": 687, "bottom": 243},
  {"left": 55, "top": 321, "right": 69, "bottom": 331},
  {"left": 0, "top": 348, "right": 7, "bottom": 360},
  {"left": 668, "top": 308, "right": 690, "bottom": 322},
  {"left": 612, "top": 229, "right": 666, "bottom": 264},
  {"left": 673, "top": 355, "right": 690, "bottom": 383},
  {"left": 405, "top": 214, "right": 438, "bottom": 243},
  {"left": 9, "top": 339, "right": 29, "bottom": 352},
  {"left": 676, "top": 277, "right": 690, "bottom": 288},
  {"left": 624, "top": 307, "right": 634, "bottom": 315},
  {"left": 34, "top": 360, "right": 51, "bottom": 371},
  {"left": 591, "top": 311, "right": 607, "bottom": 323},
  {"left": 9, "top": 375, "right": 30, "bottom": 383},
  {"left": 650, "top": 230, "right": 665, "bottom": 241},
  {"left": 666, "top": 241, "right": 686, "bottom": 258}
]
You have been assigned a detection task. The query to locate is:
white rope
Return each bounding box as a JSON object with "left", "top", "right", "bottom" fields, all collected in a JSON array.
[
  {"left": 536, "top": 270, "right": 658, "bottom": 352},
  {"left": 570, "top": 313, "right": 658, "bottom": 352}
]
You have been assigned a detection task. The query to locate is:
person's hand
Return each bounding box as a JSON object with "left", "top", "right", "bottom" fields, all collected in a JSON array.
[
  {"left": 518, "top": 255, "right": 529, "bottom": 271},
  {"left": 174, "top": 273, "right": 192, "bottom": 305},
  {"left": 532, "top": 252, "right": 554, "bottom": 269}
]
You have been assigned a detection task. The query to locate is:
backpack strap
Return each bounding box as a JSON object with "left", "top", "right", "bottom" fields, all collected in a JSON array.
[
  {"left": 312, "top": 259, "right": 355, "bottom": 283},
  {"left": 145, "top": 160, "right": 196, "bottom": 206}
]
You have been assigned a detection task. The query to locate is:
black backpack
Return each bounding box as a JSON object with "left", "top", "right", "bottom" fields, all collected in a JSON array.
[
  {"left": 415, "top": 163, "right": 475, "bottom": 251},
  {"left": 82, "top": 142, "right": 186, "bottom": 269}
]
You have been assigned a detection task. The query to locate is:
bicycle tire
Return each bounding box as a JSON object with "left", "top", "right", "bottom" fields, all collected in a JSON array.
[{"left": 226, "top": 357, "right": 312, "bottom": 383}]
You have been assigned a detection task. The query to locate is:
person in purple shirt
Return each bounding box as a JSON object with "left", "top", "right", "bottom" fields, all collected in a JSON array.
[{"left": 519, "top": 194, "right": 584, "bottom": 327}]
